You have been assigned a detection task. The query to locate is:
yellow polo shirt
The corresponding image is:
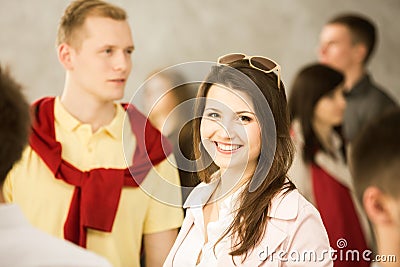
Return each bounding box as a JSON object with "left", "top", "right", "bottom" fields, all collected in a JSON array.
[{"left": 3, "top": 97, "right": 183, "bottom": 267}]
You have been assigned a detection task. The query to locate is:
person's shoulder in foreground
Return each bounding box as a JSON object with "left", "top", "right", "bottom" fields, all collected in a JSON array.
[
  {"left": 350, "top": 107, "right": 400, "bottom": 267},
  {"left": 0, "top": 65, "right": 112, "bottom": 267},
  {"left": 0, "top": 204, "right": 112, "bottom": 267}
]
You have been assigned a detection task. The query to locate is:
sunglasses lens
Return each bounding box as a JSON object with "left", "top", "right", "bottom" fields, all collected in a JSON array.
[
  {"left": 250, "top": 57, "right": 277, "bottom": 71},
  {"left": 218, "top": 53, "right": 246, "bottom": 64}
]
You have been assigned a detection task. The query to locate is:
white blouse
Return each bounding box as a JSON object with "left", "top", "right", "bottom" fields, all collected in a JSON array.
[
  {"left": 172, "top": 178, "right": 242, "bottom": 267},
  {"left": 165, "top": 179, "right": 333, "bottom": 267}
]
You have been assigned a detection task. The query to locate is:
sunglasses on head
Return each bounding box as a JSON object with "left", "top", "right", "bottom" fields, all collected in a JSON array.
[{"left": 217, "top": 53, "right": 281, "bottom": 90}]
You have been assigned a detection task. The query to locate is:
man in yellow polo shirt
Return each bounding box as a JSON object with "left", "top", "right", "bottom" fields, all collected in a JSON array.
[{"left": 2, "top": 1, "right": 183, "bottom": 267}]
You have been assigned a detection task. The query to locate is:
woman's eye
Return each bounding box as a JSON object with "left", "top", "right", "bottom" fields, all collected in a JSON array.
[
  {"left": 238, "top": 115, "right": 252, "bottom": 123},
  {"left": 105, "top": 48, "right": 112, "bottom": 54},
  {"left": 206, "top": 112, "right": 220, "bottom": 119}
]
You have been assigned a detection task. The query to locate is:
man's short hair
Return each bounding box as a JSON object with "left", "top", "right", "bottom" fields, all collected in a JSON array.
[
  {"left": 0, "top": 66, "right": 30, "bottom": 182},
  {"left": 57, "top": 0, "right": 127, "bottom": 49},
  {"left": 329, "top": 13, "right": 376, "bottom": 64},
  {"left": 351, "top": 108, "right": 400, "bottom": 202}
]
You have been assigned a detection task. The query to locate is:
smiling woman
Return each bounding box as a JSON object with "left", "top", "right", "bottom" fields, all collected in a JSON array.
[
  {"left": 163, "top": 54, "right": 333, "bottom": 267},
  {"left": 200, "top": 84, "right": 261, "bottom": 179}
]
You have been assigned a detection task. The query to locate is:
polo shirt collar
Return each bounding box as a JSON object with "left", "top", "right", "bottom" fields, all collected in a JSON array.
[
  {"left": 54, "top": 97, "right": 124, "bottom": 140},
  {"left": 102, "top": 104, "right": 124, "bottom": 140},
  {"left": 54, "top": 97, "right": 80, "bottom": 132}
]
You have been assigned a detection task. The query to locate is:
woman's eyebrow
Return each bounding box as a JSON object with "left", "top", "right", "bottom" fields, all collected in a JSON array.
[
  {"left": 236, "top": 111, "right": 255, "bottom": 115},
  {"left": 204, "top": 107, "right": 220, "bottom": 112}
]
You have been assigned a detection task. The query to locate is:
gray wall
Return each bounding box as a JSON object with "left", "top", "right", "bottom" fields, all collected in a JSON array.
[{"left": 1, "top": 0, "right": 399, "bottom": 107}]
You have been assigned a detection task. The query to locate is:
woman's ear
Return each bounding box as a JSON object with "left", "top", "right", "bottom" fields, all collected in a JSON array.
[
  {"left": 57, "top": 43, "right": 74, "bottom": 70},
  {"left": 363, "top": 186, "right": 393, "bottom": 226}
]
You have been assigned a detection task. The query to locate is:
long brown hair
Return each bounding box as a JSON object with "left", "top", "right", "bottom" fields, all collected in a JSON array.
[
  {"left": 288, "top": 63, "right": 345, "bottom": 164},
  {"left": 192, "top": 60, "right": 295, "bottom": 262}
]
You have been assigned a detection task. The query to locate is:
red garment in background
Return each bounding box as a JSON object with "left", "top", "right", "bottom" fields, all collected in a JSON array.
[
  {"left": 312, "top": 164, "right": 370, "bottom": 267},
  {"left": 29, "top": 97, "right": 172, "bottom": 247}
]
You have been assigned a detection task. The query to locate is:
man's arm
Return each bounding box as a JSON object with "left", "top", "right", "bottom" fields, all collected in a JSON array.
[{"left": 144, "top": 228, "right": 179, "bottom": 267}]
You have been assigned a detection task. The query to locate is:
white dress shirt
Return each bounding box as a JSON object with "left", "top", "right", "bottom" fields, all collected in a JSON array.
[
  {"left": 0, "top": 203, "right": 112, "bottom": 267},
  {"left": 164, "top": 175, "right": 333, "bottom": 267},
  {"left": 172, "top": 178, "right": 243, "bottom": 267}
]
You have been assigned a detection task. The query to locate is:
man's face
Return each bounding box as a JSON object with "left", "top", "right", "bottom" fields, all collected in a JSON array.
[
  {"left": 69, "top": 16, "right": 134, "bottom": 102},
  {"left": 318, "top": 23, "right": 359, "bottom": 73}
]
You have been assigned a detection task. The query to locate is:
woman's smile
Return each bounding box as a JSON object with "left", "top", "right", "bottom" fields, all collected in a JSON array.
[{"left": 214, "top": 141, "right": 242, "bottom": 154}]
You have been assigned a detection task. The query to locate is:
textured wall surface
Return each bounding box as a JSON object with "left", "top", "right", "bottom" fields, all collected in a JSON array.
[{"left": 1, "top": 0, "right": 399, "bottom": 106}]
